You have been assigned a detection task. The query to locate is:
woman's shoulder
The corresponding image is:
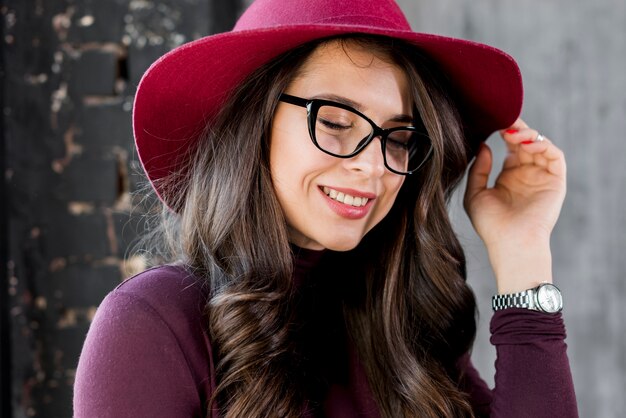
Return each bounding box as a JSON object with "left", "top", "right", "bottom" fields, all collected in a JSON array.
[
  {"left": 74, "top": 264, "right": 215, "bottom": 416},
  {"left": 90, "top": 263, "right": 212, "bottom": 356},
  {"left": 94, "top": 264, "right": 213, "bottom": 355},
  {"left": 112, "top": 264, "right": 209, "bottom": 319}
]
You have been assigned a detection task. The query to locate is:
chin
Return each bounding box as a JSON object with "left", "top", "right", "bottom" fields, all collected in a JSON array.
[
  {"left": 289, "top": 226, "right": 370, "bottom": 252},
  {"left": 318, "top": 235, "right": 363, "bottom": 252}
]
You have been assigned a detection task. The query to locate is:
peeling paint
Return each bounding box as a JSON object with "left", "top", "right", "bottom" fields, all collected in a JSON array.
[
  {"left": 129, "top": 0, "right": 153, "bottom": 12},
  {"left": 104, "top": 208, "right": 119, "bottom": 255},
  {"left": 57, "top": 307, "right": 98, "bottom": 329},
  {"left": 51, "top": 124, "right": 82, "bottom": 173},
  {"left": 122, "top": 255, "right": 148, "bottom": 279},
  {"left": 35, "top": 297, "right": 47, "bottom": 310},
  {"left": 68, "top": 201, "right": 95, "bottom": 215},
  {"left": 113, "top": 146, "right": 130, "bottom": 208},
  {"left": 5, "top": 9, "right": 16, "bottom": 29},
  {"left": 51, "top": 50, "right": 63, "bottom": 74},
  {"left": 24, "top": 73, "right": 48, "bottom": 85},
  {"left": 35, "top": 296, "right": 48, "bottom": 310},
  {"left": 77, "top": 15, "right": 94, "bottom": 27},
  {"left": 30, "top": 227, "right": 40, "bottom": 239},
  {"left": 50, "top": 81, "right": 68, "bottom": 116},
  {"left": 57, "top": 309, "right": 77, "bottom": 329},
  {"left": 82, "top": 96, "right": 123, "bottom": 106},
  {"left": 64, "top": 41, "right": 125, "bottom": 55},
  {"left": 34, "top": 0, "right": 43, "bottom": 16},
  {"left": 124, "top": 3, "right": 187, "bottom": 50},
  {"left": 93, "top": 257, "right": 123, "bottom": 267},
  {"left": 52, "top": 7, "right": 75, "bottom": 41},
  {"left": 48, "top": 258, "right": 67, "bottom": 272},
  {"left": 87, "top": 306, "right": 97, "bottom": 321}
]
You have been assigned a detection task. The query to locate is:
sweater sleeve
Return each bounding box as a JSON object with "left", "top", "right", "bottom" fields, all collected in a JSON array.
[
  {"left": 73, "top": 289, "right": 206, "bottom": 418},
  {"left": 460, "top": 309, "right": 578, "bottom": 417}
]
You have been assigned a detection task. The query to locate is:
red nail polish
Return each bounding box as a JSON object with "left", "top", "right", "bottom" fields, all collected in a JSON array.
[
  {"left": 505, "top": 129, "right": 518, "bottom": 134},
  {"left": 521, "top": 140, "right": 533, "bottom": 144}
]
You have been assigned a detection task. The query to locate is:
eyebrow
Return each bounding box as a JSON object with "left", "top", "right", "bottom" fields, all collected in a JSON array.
[{"left": 310, "top": 93, "right": 414, "bottom": 124}]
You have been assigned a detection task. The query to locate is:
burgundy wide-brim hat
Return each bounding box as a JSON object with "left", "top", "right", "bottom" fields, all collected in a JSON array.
[{"left": 133, "top": 0, "right": 523, "bottom": 208}]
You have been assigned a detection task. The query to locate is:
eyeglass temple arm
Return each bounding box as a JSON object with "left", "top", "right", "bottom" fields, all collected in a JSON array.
[{"left": 279, "top": 93, "right": 308, "bottom": 107}]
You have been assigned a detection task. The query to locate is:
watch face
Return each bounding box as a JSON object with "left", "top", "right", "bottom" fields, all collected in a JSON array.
[{"left": 536, "top": 284, "right": 563, "bottom": 313}]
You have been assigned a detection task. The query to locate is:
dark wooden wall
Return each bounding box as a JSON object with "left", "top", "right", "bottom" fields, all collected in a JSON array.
[{"left": 1, "top": 1, "right": 240, "bottom": 416}]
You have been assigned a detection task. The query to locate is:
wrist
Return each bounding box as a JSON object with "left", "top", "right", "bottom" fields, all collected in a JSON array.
[
  {"left": 486, "top": 239, "right": 553, "bottom": 294},
  {"left": 492, "top": 283, "right": 563, "bottom": 313}
]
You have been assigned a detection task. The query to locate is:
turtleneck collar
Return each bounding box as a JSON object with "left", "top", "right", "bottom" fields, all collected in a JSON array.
[{"left": 290, "top": 244, "right": 327, "bottom": 289}]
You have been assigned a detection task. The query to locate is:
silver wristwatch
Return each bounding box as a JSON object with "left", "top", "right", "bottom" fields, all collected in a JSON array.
[{"left": 492, "top": 283, "right": 563, "bottom": 313}]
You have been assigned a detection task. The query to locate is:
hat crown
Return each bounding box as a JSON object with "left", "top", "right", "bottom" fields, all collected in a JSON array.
[{"left": 234, "top": 0, "right": 412, "bottom": 32}]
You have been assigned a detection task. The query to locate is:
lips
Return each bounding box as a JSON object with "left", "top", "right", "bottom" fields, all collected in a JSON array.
[
  {"left": 318, "top": 185, "right": 376, "bottom": 220},
  {"left": 322, "top": 186, "right": 369, "bottom": 207}
]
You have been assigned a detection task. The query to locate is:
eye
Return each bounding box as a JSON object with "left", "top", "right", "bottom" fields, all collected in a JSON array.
[
  {"left": 386, "top": 131, "right": 413, "bottom": 150},
  {"left": 319, "top": 117, "right": 351, "bottom": 131}
]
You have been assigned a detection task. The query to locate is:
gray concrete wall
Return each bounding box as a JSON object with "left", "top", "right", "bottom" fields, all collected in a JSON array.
[{"left": 396, "top": 0, "right": 626, "bottom": 416}]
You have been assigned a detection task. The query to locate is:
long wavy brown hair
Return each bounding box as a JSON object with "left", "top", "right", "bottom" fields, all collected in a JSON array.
[{"left": 148, "top": 35, "right": 478, "bottom": 417}]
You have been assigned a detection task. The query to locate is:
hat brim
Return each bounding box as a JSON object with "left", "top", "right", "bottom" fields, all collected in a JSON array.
[{"left": 133, "top": 24, "right": 522, "bottom": 206}]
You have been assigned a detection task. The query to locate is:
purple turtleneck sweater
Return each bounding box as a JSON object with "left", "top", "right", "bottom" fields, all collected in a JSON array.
[{"left": 73, "top": 249, "right": 578, "bottom": 417}]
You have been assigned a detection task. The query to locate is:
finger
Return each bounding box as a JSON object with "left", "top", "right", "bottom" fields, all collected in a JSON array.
[
  {"left": 521, "top": 139, "right": 567, "bottom": 178},
  {"left": 465, "top": 143, "right": 492, "bottom": 206},
  {"left": 501, "top": 119, "right": 565, "bottom": 176},
  {"left": 498, "top": 117, "right": 529, "bottom": 136},
  {"left": 502, "top": 128, "right": 543, "bottom": 165},
  {"left": 502, "top": 147, "right": 520, "bottom": 170},
  {"left": 532, "top": 153, "right": 549, "bottom": 169},
  {"left": 536, "top": 140, "right": 567, "bottom": 178}
]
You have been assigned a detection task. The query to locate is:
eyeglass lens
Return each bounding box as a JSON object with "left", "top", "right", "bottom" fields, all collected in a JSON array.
[{"left": 314, "top": 104, "right": 431, "bottom": 174}]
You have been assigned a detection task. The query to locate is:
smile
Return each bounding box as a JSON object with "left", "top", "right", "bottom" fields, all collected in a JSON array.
[{"left": 322, "top": 186, "right": 369, "bottom": 207}]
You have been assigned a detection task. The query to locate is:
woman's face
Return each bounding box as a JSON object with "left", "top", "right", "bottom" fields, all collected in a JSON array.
[{"left": 270, "top": 41, "right": 411, "bottom": 251}]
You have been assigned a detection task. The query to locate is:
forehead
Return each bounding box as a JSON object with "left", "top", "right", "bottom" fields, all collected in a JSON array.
[{"left": 289, "top": 40, "right": 412, "bottom": 115}]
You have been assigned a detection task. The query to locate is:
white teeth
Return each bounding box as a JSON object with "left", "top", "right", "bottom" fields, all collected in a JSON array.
[{"left": 322, "top": 187, "right": 369, "bottom": 207}]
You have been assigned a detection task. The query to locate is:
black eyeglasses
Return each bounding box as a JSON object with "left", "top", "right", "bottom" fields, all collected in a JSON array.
[{"left": 278, "top": 93, "right": 433, "bottom": 175}]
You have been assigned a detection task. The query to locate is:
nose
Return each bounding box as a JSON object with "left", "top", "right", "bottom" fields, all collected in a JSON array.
[{"left": 343, "top": 136, "right": 386, "bottom": 178}]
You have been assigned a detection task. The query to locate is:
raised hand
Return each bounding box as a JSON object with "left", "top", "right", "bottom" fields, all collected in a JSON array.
[{"left": 464, "top": 118, "right": 567, "bottom": 293}]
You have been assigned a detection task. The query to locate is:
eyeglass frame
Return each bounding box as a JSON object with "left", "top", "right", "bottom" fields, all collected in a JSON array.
[{"left": 278, "top": 93, "right": 433, "bottom": 175}]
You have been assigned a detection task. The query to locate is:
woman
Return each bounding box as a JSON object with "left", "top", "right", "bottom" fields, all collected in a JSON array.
[{"left": 74, "top": 0, "right": 577, "bottom": 417}]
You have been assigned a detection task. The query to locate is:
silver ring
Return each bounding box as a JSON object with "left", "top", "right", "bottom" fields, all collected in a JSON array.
[{"left": 535, "top": 133, "right": 546, "bottom": 142}]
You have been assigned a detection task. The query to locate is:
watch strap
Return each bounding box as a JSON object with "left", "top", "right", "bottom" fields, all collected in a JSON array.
[{"left": 492, "top": 289, "right": 535, "bottom": 311}]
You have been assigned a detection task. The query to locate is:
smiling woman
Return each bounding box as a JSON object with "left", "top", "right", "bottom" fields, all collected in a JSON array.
[
  {"left": 73, "top": 0, "right": 578, "bottom": 417},
  {"left": 270, "top": 41, "right": 409, "bottom": 251}
]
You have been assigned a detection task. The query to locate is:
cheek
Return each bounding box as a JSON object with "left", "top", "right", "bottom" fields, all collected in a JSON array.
[
  {"left": 370, "top": 176, "right": 405, "bottom": 227},
  {"left": 269, "top": 119, "right": 319, "bottom": 210},
  {"left": 385, "top": 176, "right": 406, "bottom": 205}
]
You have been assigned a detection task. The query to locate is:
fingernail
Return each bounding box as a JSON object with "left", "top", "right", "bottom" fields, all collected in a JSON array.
[
  {"left": 521, "top": 140, "right": 534, "bottom": 144},
  {"left": 505, "top": 129, "right": 519, "bottom": 134}
]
